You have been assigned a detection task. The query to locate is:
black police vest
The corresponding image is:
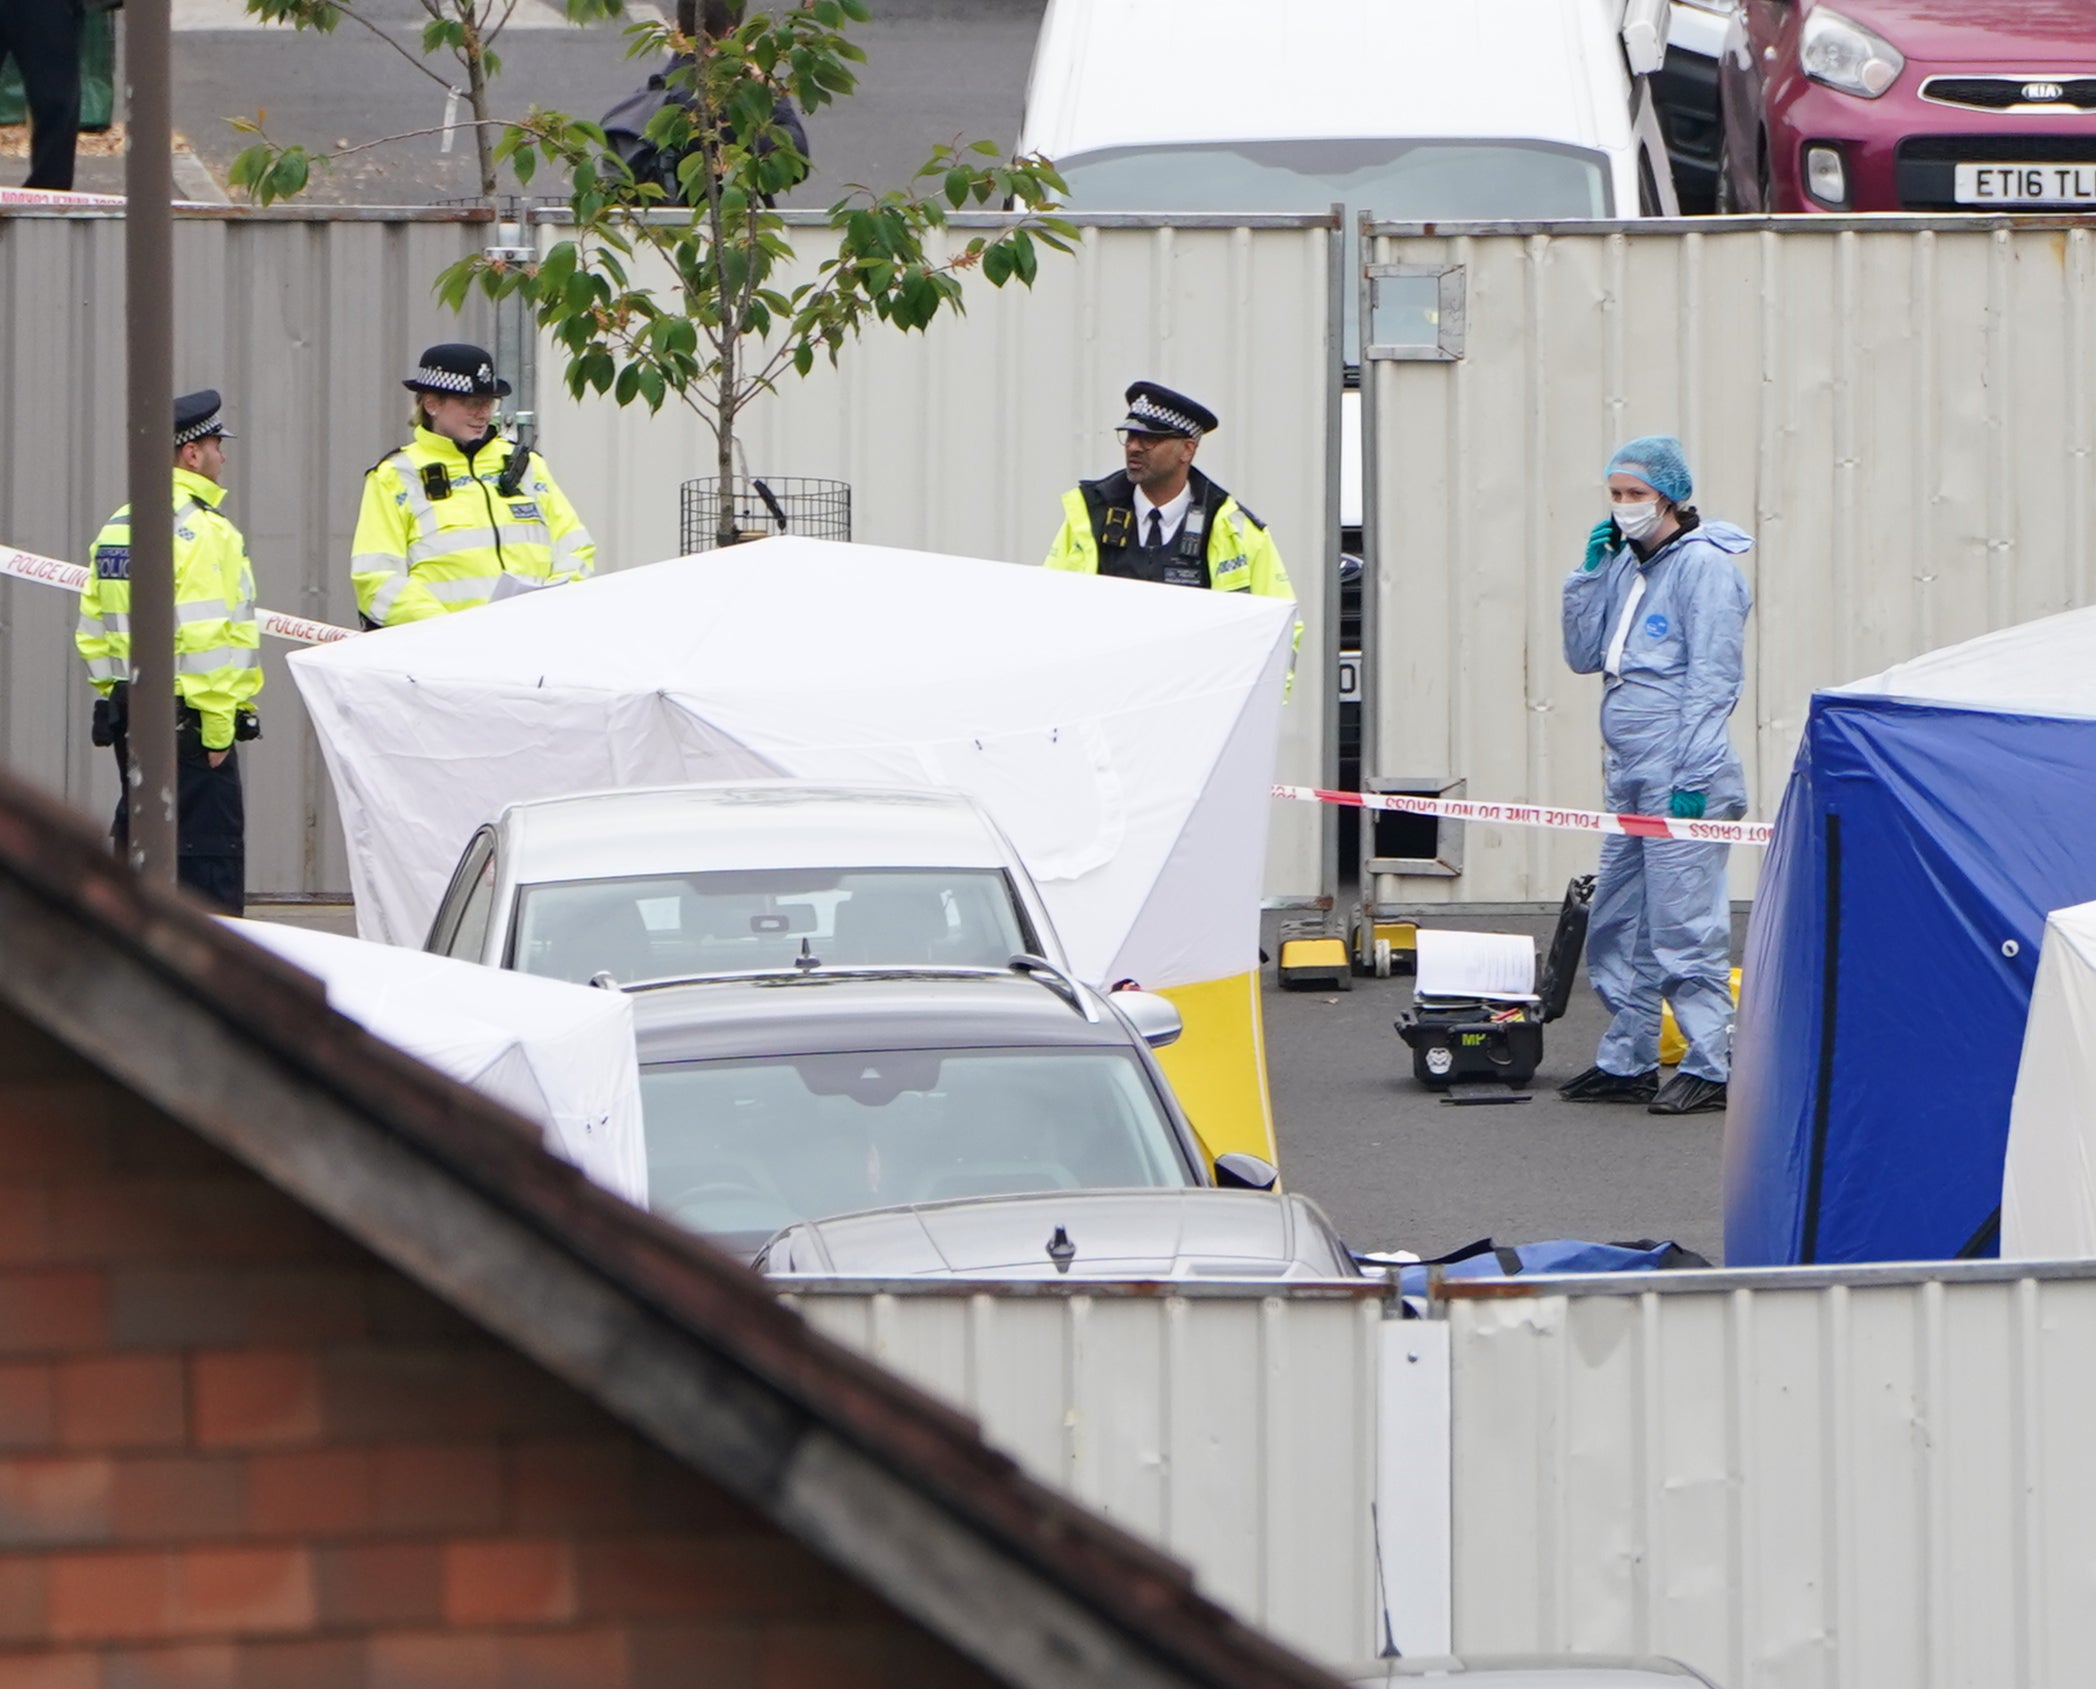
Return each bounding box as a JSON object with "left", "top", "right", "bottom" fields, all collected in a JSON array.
[{"left": 1080, "top": 470, "right": 1227, "bottom": 590}]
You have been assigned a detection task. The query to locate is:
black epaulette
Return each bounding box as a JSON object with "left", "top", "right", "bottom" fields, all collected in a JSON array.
[{"left": 1233, "top": 500, "right": 1267, "bottom": 531}]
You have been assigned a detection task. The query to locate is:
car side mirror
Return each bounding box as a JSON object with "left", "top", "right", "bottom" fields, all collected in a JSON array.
[
  {"left": 1113, "top": 989, "right": 1183, "bottom": 1049},
  {"left": 1213, "top": 1152, "right": 1279, "bottom": 1192}
]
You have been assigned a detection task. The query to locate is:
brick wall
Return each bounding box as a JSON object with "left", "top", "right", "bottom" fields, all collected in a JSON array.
[{"left": 0, "top": 1008, "right": 997, "bottom": 1689}]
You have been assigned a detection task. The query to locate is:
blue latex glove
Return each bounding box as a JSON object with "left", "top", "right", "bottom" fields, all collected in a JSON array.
[
  {"left": 1668, "top": 789, "right": 1706, "bottom": 820},
  {"left": 1582, "top": 518, "right": 1621, "bottom": 572}
]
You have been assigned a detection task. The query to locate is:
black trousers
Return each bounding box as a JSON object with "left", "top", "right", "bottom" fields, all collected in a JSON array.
[
  {"left": 0, "top": 0, "right": 83, "bottom": 191},
  {"left": 109, "top": 726, "right": 247, "bottom": 915}
]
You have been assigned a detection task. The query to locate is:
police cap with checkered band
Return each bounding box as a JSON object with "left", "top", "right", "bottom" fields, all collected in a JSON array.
[
  {"left": 1116, "top": 380, "right": 1218, "bottom": 440},
  {"left": 402, "top": 343, "right": 512, "bottom": 399},
  {"left": 174, "top": 390, "right": 234, "bottom": 445}
]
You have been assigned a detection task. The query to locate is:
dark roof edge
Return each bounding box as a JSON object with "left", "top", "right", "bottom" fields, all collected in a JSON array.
[{"left": 0, "top": 775, "right": 1343, "bottom": 1689}]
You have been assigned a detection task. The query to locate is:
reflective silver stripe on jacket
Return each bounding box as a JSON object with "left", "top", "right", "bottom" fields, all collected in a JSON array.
[
  {"left": 176, "top": 646, "right": 263, "bottom": 676},
  {"left": 552, "top": 528, "right": 593, "bottom": 570},
  {"left": 387, "top": 450, "right": 442, "bottom": 557},
  {"left": 423, "top": 576, "right": 501, "bottom": 604},
  {"left": 403, "top": 523, "right": 551, "bottom": 568},
  {"left": 79, "top": 608, "right": 128, "bottom": 638},
  {"left": 358, "top": 561, "right": 413, "bottom": 626},
  {"left": 176, "top": 598, "right": 240, "bottom": 626},
  {"left": 84, "top": 656, "right": 127, "bottom": 684}
]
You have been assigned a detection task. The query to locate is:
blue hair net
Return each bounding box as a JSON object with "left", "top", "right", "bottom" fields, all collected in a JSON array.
[{"left": 1605, "top": 435, "right": 1692, "bottom": 504}]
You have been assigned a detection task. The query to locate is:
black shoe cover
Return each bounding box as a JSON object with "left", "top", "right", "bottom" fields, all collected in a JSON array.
[
  {"left": 1558, "top": 1065, "right": 1660, "bottom": 1103},
  {"left": 1649, "top": 1074, "right": 1728, "bottom": 1115}
]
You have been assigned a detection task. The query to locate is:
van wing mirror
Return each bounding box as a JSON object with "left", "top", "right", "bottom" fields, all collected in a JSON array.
[{"left": 1621, "top": 0, "right": 1670, "bottom": 75}]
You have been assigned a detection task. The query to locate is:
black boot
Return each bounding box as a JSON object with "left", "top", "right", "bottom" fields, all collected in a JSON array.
[
  {"left": 1649, "top": 1074, "right": 1728, "bottom": 1115},
  {"left": 1558, "top": 1065, "right": 1659, "bottom": 1103}
]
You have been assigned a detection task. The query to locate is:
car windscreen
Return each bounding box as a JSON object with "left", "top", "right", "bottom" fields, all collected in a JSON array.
[
  {"left": 511, "top": 866, "right": 1031, "bottom": 985},
  {"left": 1055, "top": 138, "right": 1612, "bottom": 357},
  {"left": 639, "top": 1046, "right": 1193, "bottom": 1246}
]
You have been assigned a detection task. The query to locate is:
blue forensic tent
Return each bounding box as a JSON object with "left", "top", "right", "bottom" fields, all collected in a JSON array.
[{"left": 1725, "top": 606, "right": 2096, "bottom": 1265}]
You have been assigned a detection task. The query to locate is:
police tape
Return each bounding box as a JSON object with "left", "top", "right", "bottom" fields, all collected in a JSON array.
[
  {"left": 1, "top": 542, "right": 357, "bottom": 645},
  {"left": 0, "top": 186, "right": 223, "bottom": 211},
  {"left": 1270, "top": 783, "right": 1774, "bottom": 847}
]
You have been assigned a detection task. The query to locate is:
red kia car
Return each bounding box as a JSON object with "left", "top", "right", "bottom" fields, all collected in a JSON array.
[{"left": 1716, "top": 0, "right": 2096, "bottom": 213}]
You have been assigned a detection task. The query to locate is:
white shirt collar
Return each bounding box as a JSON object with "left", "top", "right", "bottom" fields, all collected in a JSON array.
[{"left": 1132, "top": 480, "right": 1193, "bottom": 542}]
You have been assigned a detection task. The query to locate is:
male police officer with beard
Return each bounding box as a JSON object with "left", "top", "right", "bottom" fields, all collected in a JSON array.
[
  {"left": 1043, "top": 381, "right": 1294, "bottom": 606},
  {"left": 76, "top": 390, "right": 262, "bottom": 913}
]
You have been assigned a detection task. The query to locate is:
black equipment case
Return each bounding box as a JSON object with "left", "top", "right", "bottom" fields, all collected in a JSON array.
[{"left": 1394, "top": 876, "right": 1593, "bottom": 1090}]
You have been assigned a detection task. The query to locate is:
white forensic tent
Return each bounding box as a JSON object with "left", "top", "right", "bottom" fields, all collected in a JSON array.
[
  {"left": 2002, "top": 901, "right": 2096, "bottom": 1259},
  {"left": 289, "top": 539, "right": 1296, "bottom": 1161},
  {"left": 225, "top": 919, "right": 648, "bottom": 1207}
]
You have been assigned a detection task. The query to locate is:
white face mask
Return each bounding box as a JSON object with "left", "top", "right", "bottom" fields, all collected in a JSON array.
[{"left": 1614, "top": 498, "right": 1665, "bottom": 543}]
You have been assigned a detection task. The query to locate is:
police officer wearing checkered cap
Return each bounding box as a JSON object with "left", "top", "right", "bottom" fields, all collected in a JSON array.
[
  {"left": 350, "top": 343, "right": 595, "bottom": 629},
  {"left": 1043, "top": 380, "right": 1296, "bottom": 611},
  {"left": 76, "top": 390, "right": 262, "bottom": 913}
]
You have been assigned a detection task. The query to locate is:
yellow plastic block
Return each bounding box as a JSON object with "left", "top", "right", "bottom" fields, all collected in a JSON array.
[
  {"left": 1660, "top": 966, "right": 1744, "bottom": 1068},
  {"left": 1279, "top": 937, "right": 1349, "bottom": 970},
  {"left": 1152, "top": 969, "right": 1278, "bottom": 1170}
]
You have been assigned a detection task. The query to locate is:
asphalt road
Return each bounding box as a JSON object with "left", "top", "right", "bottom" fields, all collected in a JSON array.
[
  {"left": 158, "top": 0, "right": 1048, "bottom": 205},
  {"left": 1260, "top": 908, "right": 1741, "bottom": 1266}
]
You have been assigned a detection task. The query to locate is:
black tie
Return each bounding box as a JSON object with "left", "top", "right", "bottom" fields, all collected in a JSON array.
[{"left": 1145, "top": 509, "right": 1164, "bottom": 549}]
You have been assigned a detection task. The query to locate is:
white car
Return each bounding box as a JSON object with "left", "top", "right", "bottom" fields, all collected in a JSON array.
[{"left": 422, "top": 782, "right": 1071, "bottom": 986}]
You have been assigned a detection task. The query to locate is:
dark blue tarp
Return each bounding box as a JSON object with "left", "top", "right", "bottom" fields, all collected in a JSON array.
[{"left": 1725, "top": 694, "right": 2096, "bottom": 1264}]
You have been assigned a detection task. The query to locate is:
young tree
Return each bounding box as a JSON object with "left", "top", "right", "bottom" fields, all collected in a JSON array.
[
  {"left": 233, "top": 0, "right": 1074, "bottom": 548},
  {"left": 231, "top": 0, "right": 625, "bottom": 202}
]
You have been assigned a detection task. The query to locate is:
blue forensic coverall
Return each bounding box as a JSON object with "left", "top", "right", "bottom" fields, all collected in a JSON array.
[{"left": 1563, "top": 520, "right": 1754, "bottom": 1081}]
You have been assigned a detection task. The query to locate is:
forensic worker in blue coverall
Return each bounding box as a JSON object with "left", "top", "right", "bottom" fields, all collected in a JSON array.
[{"left": 1559, "top": 435, "right": 1753, "bottom": 1116}]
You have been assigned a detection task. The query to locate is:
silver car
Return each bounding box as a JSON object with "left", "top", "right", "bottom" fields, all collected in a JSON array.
[
  {"left": 630, "top": 960, "right": 1276, "bottom": 1259},
  {"left": 422, "top": 781, "right": 1071, "bottom": 985},
  {"left": 756, "top": 1187, "right": 1361, "bottom": 1281}
]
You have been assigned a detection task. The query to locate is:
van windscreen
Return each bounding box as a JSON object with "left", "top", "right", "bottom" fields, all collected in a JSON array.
[{"left": 1053, "top": 138, "right": 1612, "bottom": 221}]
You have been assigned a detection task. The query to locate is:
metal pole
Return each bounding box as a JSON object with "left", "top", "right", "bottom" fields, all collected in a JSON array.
[{"left": 124, "top": 0, "right": 176, "bottom": 884}]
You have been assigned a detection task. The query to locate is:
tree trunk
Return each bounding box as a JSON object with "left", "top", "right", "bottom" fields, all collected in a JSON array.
[
  {"left": 463, "top": 2, "right": 498, "bottom": 200},
  {"left": 714, "top": 374, "right": 739, "bottom": 548}
]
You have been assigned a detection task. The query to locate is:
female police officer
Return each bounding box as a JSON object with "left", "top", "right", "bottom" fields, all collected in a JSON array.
[
  {"left": 1560, "top": 435, "right": 1753, "bottom": 1116},
  {"left": 351, "top": 343, "right": 594, "bottom": 629}
]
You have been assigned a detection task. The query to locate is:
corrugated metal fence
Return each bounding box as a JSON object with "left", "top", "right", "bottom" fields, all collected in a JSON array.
[
  {"left": 0, "top": 208, "right": 493, "bottom": 897},
  {"left": 1442, "top": 1262, "right": 2096, "bottom": 1689},
  {"left": 1362, "top": 216, "right": 2096, "bottom": 904},
  {"left": 787, "top": 1263, "right": 2096, "bottom": 1687},
  {"left": 0, "top": 208, "right": 1337, "bottom": 904},
  {"left": 783, "top": 1280, "right": 1386, "bottom": 1668}
]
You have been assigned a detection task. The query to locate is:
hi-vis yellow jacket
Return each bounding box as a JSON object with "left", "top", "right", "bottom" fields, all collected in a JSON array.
[
  {"left": 1044, "top": 468, "right": 1300, "bottom": 692},
  {"left": 76, "top": 468, "right": 262, "bottom": 752},
  {"left": 1042, "top": 469, "right": 1295, "bottom": 600},
  {"left": 352, "top": 426, "right": 593, "bottom": 627}
]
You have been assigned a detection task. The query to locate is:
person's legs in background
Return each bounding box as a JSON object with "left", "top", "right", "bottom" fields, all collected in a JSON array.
[
  {"left": 2, "top": 0, "right": 84, "bottom": 191},
  {"left": 1647, "top": 835, "right": 1735, "bottom": 1111},
  {"left": 1562, "top": 832, "right": 1665, "bottom": 1101}
]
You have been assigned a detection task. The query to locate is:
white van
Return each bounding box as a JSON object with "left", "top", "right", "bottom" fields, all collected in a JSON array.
[
  {"left": 1019, "top": 0, "right": 1676, "bottom": 527},
  {"left": 1019, "top": 0, "right": 1680, "bottom": 236}
]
